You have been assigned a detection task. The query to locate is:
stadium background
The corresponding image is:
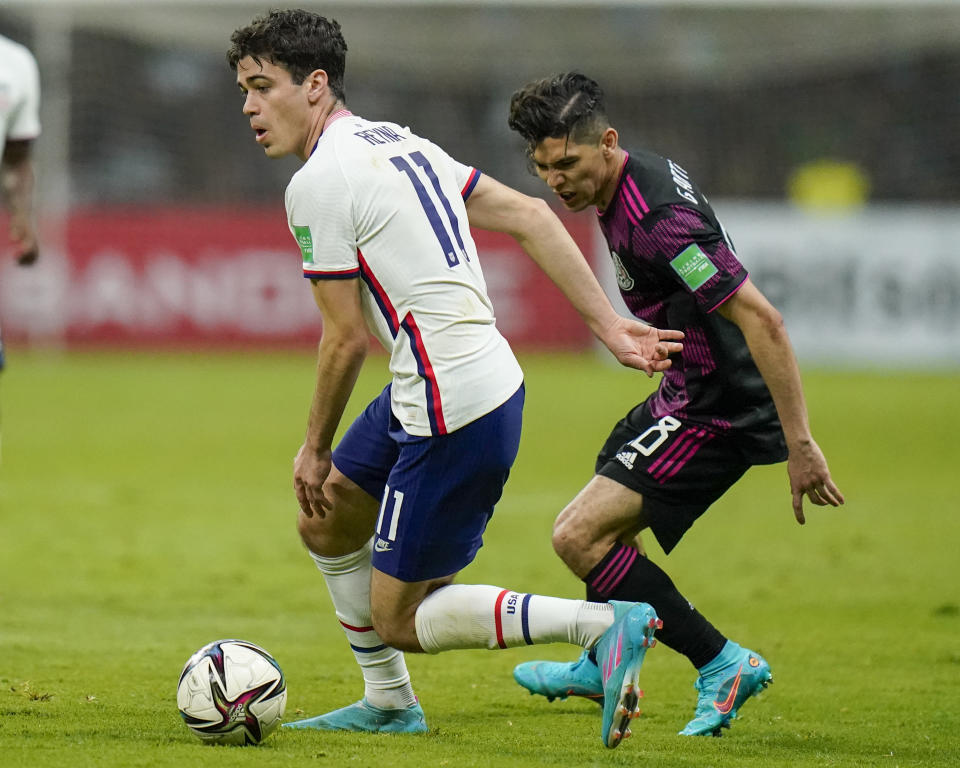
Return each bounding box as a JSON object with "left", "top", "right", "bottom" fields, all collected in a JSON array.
[
  {"left": 1, "top": 0, "right": 958, "bottom": 365},
  {"left": 2, "top": 4, "right": 959, "bottom": 766}
]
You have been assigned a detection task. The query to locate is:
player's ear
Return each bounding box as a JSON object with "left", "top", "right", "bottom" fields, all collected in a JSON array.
[
  {"left": 600, "top": 128, "right": 618, "bottom": 157},
  {"left": 305, "top": 69, "right": 329, "bottom": 103}
]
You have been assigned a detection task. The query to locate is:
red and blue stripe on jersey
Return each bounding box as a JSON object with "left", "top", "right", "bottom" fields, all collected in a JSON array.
[
  {"left": 355, "top": 250, "right": 447, "bottom": 436},
  {"left": 461, "top": 168, "right": 481, "bottom": 200},
  {"left": 302, "top": 266, "right": 360, "bottom": 279},
  {"left": 299, "top": 167, "right": 482, "bottom": 436}
]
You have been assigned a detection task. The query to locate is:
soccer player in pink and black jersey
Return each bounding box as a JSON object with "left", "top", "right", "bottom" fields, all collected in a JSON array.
[{"left": 508, "top": 72, "right": 844, "bottom": 737}]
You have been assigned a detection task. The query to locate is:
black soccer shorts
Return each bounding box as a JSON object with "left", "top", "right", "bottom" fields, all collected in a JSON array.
[{"left": 595, "top": 401, "right": 753, "bottom": 554}]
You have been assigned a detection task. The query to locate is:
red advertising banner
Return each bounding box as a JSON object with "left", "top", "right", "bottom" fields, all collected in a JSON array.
[{"left": 1, "top": 207, "right": 597, "bottom": 350}]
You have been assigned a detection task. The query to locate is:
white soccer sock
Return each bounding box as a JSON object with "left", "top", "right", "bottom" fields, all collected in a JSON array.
[
  {"left": 309, "top": 540, "right": 418, "bottom": 710},
  {"left": 414, "top": 584, "right": 614, "bottom": 653}
]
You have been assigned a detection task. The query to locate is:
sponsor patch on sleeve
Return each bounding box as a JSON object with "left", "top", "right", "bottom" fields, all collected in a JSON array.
[
  {"left": 669, "top": 244, "right": 718, "bottom": 291},
  {"left": 293, "top": 225, "right": 314, "bottom": 264}
]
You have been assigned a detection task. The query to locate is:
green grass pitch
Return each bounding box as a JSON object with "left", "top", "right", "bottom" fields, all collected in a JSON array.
[{"left": 0, "top": 350, "right": 957, "bottom": 768}]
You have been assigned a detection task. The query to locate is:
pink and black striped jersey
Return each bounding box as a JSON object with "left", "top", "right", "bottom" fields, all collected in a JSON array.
[
  {"left": 598, "top": 149, "right": 786, "bottom": 462},
  {"left": 285, "top": 112, "right": 523, "bottom": 437}
]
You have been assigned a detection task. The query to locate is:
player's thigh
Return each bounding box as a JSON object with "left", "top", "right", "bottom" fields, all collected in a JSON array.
[
  {"left": 296, "top": 463, "right": 381, "bottom": 557},
  {"left": 371, "top": 384, "right": 524, "bottom": 584},
  {"left": 298, "top": 384, "right": 398, "bottom": 557},
  {"left": 553, "top": 475, "right": 647, "bottom": 577}
]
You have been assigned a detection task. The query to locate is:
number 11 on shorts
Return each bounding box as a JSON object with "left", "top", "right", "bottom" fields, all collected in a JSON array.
[{"left": 375, "top": 485, "right": 405, "bottom": 549}]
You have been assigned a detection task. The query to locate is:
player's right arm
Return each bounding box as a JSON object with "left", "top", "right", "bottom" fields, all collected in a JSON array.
[
  {"left": 294, "top": 276, "right": 369, "bottom": 519},
  {"left": 464, "top": 173, "right": 682, "bottom": 375},
  {"left": 2, "top": 42, "right": 41, "bottom": 266},
  {"left": 1, "top": 138, "right": 38, "bottom": 265},
  {"left": 286, "top": 153, "right": 369, "bottom": 517}
]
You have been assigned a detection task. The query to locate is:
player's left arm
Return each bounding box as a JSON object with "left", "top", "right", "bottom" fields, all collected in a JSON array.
[
  {"left": 464, "top": 173, "right": 682, "bottom": 375},
  {"left": 716, "top": 278, "right": 844, "bottom": 523},
  {"left": 1, "top": 139, "right": 39, "bottom": 265},
  {"left": 293, "top": 277, "right": 369, "bottom": 519}
]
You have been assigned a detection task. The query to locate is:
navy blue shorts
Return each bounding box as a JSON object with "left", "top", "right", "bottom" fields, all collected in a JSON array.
[{"left": 332, "top": 383, "right": 524, "bottom": 582}]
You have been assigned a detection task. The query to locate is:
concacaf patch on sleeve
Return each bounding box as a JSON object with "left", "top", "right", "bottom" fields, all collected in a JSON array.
[
  {"left": 670, "top": 244, "right": 718, "bottom": 291},
  {"left": 293, "top": 225, "right": 314, "bottom": 264}
]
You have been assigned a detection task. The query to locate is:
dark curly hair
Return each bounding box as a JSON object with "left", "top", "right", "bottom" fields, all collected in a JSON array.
[
  {"left": 227, "top": 9, "right": 348, "bottom": 101},
  {"left": 508, "top": 73, "right": 609, "bottom": 156}
]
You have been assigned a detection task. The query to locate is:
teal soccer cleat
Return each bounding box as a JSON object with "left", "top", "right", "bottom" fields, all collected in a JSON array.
[
  {"left": 513, "top": 648, "right": 604, "bottom": 703},
  {"left": 679, "top": 641, "right": 772, "bottom": 737},
  {"left": 283, "top": 698, "right": 428, "bottom": 734},
  {"left": 593, "top": 601, "right": 661, "bottom": 749}
]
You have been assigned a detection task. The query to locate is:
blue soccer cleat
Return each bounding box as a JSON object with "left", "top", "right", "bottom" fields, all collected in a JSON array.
[
  {"left": 679, "top": 641, "right": 772, "bottom": 737},
  {"left": 593, "top": 601, "right": 661, "bottom": 749},
  {"left": 283, "top": 697, "right": 428, "bottom": 734},
  {"left": 513, "top": 648, "right": 604, "bottom": 704}
]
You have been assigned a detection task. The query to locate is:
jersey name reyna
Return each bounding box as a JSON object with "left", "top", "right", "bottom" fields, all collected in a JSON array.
[{"left": 286, "top": 113, "right": 523, "bottom": 437}]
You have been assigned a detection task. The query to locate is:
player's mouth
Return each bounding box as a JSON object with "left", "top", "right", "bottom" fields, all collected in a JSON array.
[
  {"left": 253, "top": 127, "right": 268, "bottom": 143},
  {"left": 557, "top": 190, "right": 576, "bottom": 204}
]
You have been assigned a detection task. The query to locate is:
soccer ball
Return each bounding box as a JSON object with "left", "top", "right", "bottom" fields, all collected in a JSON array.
[{"left": 177, "top": 639, "right": 287, "bottom": 745}]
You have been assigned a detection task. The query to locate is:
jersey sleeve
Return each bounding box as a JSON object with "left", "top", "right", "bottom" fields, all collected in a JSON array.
[
  {"left": 285, "top": 163, "right": 359, "bottom": 280},
  {"left": 8, "top": 46, "right": 41, "bottom": 141},
  {"left": 636, "top": 205, "right": 747, "bottom": 313},
  {"left": 459, "top": 165, "right": 481, "bottom": 200}
]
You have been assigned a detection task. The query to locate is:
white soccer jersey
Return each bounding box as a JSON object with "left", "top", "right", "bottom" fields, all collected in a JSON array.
[
  {"left": 0, "top": 35, "right": 41, "bottom": 149},
  {"left": 286, "top": 111, "right": 523, "bottom": 437}
]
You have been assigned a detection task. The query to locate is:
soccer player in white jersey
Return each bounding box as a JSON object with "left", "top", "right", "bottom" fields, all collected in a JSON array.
[
  {"left": 228, "top": 10, "right": 683, "bottom": 749},
  {"left": 0, "top": 33, "right": 41, "bottom": 453},
  {"left": 0, "top": 33, "right": 39, "bottom": 271}
]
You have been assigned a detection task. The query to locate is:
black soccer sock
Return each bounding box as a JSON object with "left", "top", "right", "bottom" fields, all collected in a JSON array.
[{"left": 585, "top": 541, "right": 727, "bottom": 669}]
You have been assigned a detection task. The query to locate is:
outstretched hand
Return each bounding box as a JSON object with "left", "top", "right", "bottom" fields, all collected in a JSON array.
[
  {"left": 602, "top": 316, "right": 684, "bottom": 376},
  {"left": 787, "top": 438, "right": 845, "bottom": 524}
]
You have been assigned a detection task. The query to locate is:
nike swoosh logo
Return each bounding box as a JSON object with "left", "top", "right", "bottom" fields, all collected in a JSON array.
[{"left": 713, "top": 665, "right": 743, "bottom": 715}]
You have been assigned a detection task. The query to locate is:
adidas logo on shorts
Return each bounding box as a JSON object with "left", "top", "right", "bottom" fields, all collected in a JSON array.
[{"left": 615, "top": 450, "right": 637, "bottom": 470}]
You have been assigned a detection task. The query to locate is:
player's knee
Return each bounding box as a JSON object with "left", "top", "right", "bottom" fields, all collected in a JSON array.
[
  {"left": 295, "top": 476, "right": 373, "bottom": 556},
  {"left": 296, "top": 516, "right": 336, "bottom": 562},
  {"left": 295, "top": 510, "right": 321, "bottom": 549},
  {"left": 551, "top": 515, "right": 581, "bottom": 566}
]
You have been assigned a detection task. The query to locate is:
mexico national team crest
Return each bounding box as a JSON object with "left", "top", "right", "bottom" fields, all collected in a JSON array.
[{"left": 610, "top": 250, "right": 635, "bottom": 290}]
